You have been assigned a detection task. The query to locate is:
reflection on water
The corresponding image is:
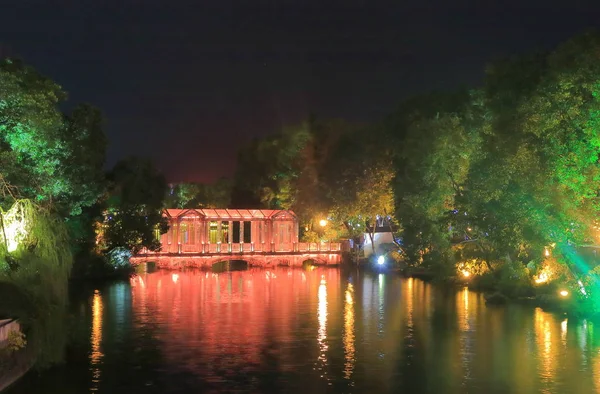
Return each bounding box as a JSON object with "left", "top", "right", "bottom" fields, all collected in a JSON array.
[
  {"left": 343, "top": 282, "right": 355, "bottom": 381},
  {"left": 9, "top": 268, "right": 600, "bottom": 394},
  {"left": 90, "top": 290, "right": 103, "bottom": 392},
  {"left": 316, "top": 275, "right": 328, "bottom": 378}
]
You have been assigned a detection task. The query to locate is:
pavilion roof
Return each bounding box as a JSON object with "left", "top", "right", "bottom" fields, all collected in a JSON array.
[{"left": 164, "top": 208, "right": 296, "bottom": 220}]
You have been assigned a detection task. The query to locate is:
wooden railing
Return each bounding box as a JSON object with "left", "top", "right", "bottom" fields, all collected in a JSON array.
[{"left": 141, "top": 241, "right": 343, "bottom": 254}]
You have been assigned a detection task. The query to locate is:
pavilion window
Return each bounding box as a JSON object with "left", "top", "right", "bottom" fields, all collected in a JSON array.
[
  {"left": 188, "top": 222, "right": 195, "bottom": 244},
  {"left": 232, "top": 221, "right": 241, "bottom": 243},
  {"left": 180, "top": 222, "right": 188, "bottom": 244},
  {"left": 243, "top": 221, "right": 251, "bottom": 243},
  {"left": 209, "top": 221, "right": 218, "bottom": 244},
  {"left": 221, "top": 221, "right": 229, "bottom": 243}
]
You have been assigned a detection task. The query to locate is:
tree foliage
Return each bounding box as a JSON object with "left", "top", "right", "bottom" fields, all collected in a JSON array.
[
  {"left": 102, "top": 157, "right": 169, "bottom": 254},
  {"left": 232, "top": 118, "right": 395, "bottom": 241},
  {"left": 0, "top": 59, "right": 107, "bottom": 217},
  {"left": 386, "top": 31, "right": 600, "bottom": 291},
  {"left": 165, "top": 178, "right": 233, "bottom": 209}
]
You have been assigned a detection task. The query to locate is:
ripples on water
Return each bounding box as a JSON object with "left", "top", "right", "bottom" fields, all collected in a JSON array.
[{"left": 8, "top": 268, "right": 600, "bottom": 394}]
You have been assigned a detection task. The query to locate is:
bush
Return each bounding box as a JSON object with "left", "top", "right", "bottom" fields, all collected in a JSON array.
[
  {"left": 485, "top": 291, "right": 508, "bottom": 305},
  {"left": 495, "top": 260, "right": 534, "bottom": 298},
  {"left": 5, "top": 330, "right": 27, "bottom": 352},
  {"left": 107, "top": 247, "right": 132, "bottom": 268}
]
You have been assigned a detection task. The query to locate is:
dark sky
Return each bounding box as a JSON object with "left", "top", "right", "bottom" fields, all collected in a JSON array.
[{"left": 1, "top": 0, "right": 599, "bottom": 182}]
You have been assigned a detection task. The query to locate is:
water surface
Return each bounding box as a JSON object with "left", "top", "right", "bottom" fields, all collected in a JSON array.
[{"left": 7, "top": 268, "right": 600, "bottom": 393}]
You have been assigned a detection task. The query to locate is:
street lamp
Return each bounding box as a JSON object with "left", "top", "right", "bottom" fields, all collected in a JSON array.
[
  {"left": 559, "top": 290, "right": 569, "bottom": 297},
  {"left": 319, "top": 219, "right": 328, "bottom": 227}
]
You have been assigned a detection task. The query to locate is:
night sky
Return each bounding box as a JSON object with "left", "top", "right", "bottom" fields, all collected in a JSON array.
[{"left": 1, "top": 0, "right": 599, "bottom": 182}]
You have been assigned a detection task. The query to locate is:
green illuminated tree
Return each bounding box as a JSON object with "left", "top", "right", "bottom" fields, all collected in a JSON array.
[
  {"left": 387, "top": 92, "right": 479, "bottom": 271},
  {"left": 0, "top": 59, "right": 108, "bottom": 254}
]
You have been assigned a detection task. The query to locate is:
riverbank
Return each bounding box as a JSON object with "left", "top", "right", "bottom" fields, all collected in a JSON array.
[
  {"left": 0, "top": 346, "right": 35, "bottom": 393},
  {"left": 356, "top": 257, "right": 593, "bottom": 318},
  {"left": 0, "top": 320, "right": 35, "bottom": 393}
]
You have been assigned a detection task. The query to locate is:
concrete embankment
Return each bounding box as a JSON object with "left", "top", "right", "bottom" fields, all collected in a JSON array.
[{"left": 0, "top": 320, "right": 34, "bottom": 392}]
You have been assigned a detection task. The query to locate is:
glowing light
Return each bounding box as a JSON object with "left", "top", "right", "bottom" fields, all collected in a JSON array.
[
  {"left": 545, "top": 248, "right": 550, "bottom": 257},
  {"left": 462, "top": 270, "right": 471, "bottom": 277},
  {"left": 377, "top": 255, "right": 385, "bottom": 265},
  {"left": 319, "top": 219, "right": 328, "bottom": 227},
  {"left": 1, "top": 202, "right": 30, "bottom": 252},
  {"left": 578, "top": 280, "right": 587, "bottom": 296},
  {"left": 320, "top": 275, "right": 326, "bottom": 285},
  {"left": 559, "top": 290, "right": 569, "bottom": 297},
  {"left": 535, "top": 272, "right": 549, "bottom": 284},
  {"left": 172, "top": 273, "right": 179, "bottom": 284},
  {"left": 467, "top": 227, "right": 472, "bottom": 231}
]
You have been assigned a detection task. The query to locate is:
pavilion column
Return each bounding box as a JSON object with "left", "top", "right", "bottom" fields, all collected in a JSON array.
[
  {"left": 228, "top": 221, "right": 233, "bottom": 243},
  {"left": 240, "top": 222, "right": 244, "bottom": 251},
  {"left": 293, "top": 220, "right": 299, "bottom": 251},
  {"left": 251, "top": 221, "right": 257, "bottom": 244},
  {"left": 175, "top": 219, "right": 181, "bottom": 254},
  {"left": 195, "top": 219, "right": 201, "bottom": 252},
  {"left": 199, "top": 220, "right": 205, "bottom": 252},
  {"left": 198, "top": 220, "right": 204, "bottom": 244},
  {"left": 270, "top": 220, "right": 276, "bottom": 253},
  {"left": 169, "top": 218, "right": 176, "bottom": 253},
  {"left": 217, "top": 221, "right": 222, "bottom": 252}
]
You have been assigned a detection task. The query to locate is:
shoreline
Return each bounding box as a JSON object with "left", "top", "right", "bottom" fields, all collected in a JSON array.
[{"left": 0, "top": 346, "right": 35, "bottom": 393}]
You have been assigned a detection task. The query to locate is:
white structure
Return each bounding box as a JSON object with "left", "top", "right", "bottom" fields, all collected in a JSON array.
[{"left": 363, "top": 230, "right": 395, "bottom": 258}]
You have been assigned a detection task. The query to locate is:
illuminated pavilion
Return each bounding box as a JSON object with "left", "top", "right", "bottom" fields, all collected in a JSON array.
[{"left": 159, "top": 208, "right": 301, "bottom": 254}]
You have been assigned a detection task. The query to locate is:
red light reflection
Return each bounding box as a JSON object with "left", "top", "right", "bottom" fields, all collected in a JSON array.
[{"left": 131, "top": 268, "right": 341, "bottom": 376}]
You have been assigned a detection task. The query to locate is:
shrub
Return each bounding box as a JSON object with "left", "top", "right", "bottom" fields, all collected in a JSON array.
[{"left": 5, "top": 329, "right": 27, "bottom": 352}]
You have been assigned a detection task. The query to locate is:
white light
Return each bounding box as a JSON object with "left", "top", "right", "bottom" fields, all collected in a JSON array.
[{"left": 377, "top": 256, "right": 385, "bottom": 265}]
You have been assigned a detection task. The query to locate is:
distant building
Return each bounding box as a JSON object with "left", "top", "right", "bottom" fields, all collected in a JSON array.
[
  {"left": 363, "top": 228, "right": 396, "bottom": 258},
  {"left": 362, "top": 217, "right": 398, "bottom": 258}
]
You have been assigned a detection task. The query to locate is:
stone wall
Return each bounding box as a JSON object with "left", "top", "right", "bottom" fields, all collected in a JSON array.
[{"left": 0, "top": 319, "right": 34, "bottom": 392}]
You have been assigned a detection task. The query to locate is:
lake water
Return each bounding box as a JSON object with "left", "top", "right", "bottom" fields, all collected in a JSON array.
[{"left": 7, "top": 267, "right": 600, "bottom": 394}]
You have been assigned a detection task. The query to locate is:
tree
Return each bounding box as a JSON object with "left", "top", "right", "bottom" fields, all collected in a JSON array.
[
  {"left": 0, "top": 58, "right": 66, "bottom": 209},
  {"left": 464, "top": 32, "right": 600, "bottom": 275},
  {"left": 384, "top": 92, "right": 478, "bottom": 271},
  {"left": 0, "top": 59, "right": 108, "bottom": 254},
  {"left": 102, "top": 157, "right": 169, "bottom": 254},
  {"left": 165, "top": 178, "right": 233, "bottom": 209},
  {"left": 321, "top": 121, "right": 395, "bottom": 249}
]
